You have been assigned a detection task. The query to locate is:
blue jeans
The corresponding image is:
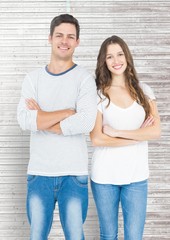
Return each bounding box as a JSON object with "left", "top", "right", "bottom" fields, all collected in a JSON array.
[
  {"left": 91, "top": 179, "right": 148, "bottom": 240},
  {"left": 27, "top": 175, "right": 88, "bottom": 240}
]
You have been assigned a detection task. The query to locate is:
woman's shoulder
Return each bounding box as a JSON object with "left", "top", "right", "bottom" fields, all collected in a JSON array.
[
  {"left": 139, "top": 81, "right": 150, "bottom": 90},
  {"left": 97, "top": 91, "right": 107, "bottom": 103},
  {"left": 139, "top": 81, "right": 156, "bottom": 100}
]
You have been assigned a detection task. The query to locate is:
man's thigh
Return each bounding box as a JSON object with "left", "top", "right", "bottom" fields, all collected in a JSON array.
[
  {"left": 58, "top": 176, "right": 88, "bottom": 240},
  {"left": 27, "top": 175, "right": 55, "bottom": 240}
]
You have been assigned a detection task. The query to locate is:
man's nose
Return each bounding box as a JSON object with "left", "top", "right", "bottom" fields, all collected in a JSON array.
[{"left": 61, "top": 36, "right": 68, "bottom": 44}]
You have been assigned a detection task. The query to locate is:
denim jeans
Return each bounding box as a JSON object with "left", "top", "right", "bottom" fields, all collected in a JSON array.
[
  {"left": 27, "top": 175, "right": 88, "bottom": 240},
  {"left": 91, "top": 179, "right": 148, "bottom": 240}
]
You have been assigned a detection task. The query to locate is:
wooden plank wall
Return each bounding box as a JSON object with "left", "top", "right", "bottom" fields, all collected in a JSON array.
[{"left": 0, "top": 0, "right": 170, "bottom": 239}]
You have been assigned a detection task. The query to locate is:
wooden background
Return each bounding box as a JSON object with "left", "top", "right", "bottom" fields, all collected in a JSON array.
[{"left": 0, "top": 0, "right": 170, "bottom": 239}]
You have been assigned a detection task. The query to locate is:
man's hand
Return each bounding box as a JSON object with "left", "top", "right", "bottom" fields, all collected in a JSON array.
[
  {"left": 48, "top": 123, "right": 62, "bottom": 134},
  {"left": 26, "top": 98, "right": 41, "bottom": 110},
  {"left": 65, "top": 109, "right": 76, "bottom": 117},
  {"left": 26, "top": 99, "right": 76, "bottom": 117},
  {"left": 25, "top": 98, "right": 77, "bottom": 134}
]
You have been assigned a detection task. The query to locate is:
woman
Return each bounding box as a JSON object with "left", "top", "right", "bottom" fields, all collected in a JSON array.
[{"left": 90, "top": 35, "right": 161, "bottom": 240}]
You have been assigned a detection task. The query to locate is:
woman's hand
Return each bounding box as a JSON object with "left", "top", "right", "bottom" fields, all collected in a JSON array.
[
  {"left": 140, "top": 116, "right": 155, "bottom": 128},
  {"left": 103, "top": 125, "right": 119, "bottom": 137}
]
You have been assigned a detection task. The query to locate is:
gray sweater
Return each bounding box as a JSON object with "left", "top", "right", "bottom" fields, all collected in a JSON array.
[{"left": 17, "top": 65, "right": 97, "bottom": 176}]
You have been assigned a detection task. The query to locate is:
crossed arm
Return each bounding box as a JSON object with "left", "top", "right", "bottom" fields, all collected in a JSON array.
[
  {"left": 25, "top": 98, "right": 75, "bottom": 134},
  {"left": 90, "top": 100, "right": 161, "bottom": 147}
]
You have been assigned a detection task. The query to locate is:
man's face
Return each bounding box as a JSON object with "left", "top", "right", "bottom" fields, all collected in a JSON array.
[{"left": 49, "top": 23, "right": 80, "bottom": 61}]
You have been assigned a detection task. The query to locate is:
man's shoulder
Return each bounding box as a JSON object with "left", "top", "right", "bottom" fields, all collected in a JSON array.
[
  {"left": 74, "top": 65, "right": 94, "bottom": 80},
  {"left": 26, "top": 66, "right": 45, "bottom": 79},
  {"left": 74, "top": 65, "right": 89, "bottom": 74},
  {"left": 22, "top": 67, "right": 45, "bottom": 89}
]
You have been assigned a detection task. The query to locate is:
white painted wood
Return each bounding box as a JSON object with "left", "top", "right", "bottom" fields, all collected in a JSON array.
[{"left": 0, "top": 0, "right": 169, "bottom": 239}]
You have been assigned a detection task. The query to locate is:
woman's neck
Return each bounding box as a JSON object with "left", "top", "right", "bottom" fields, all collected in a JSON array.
[{"left": 111, "top": 75, "right": 126, "bottom": 88}]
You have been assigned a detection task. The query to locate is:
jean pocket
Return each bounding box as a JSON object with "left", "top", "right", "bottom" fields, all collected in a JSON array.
[
  {"left": 27, "top": 175, "right": 37, "bottom": 184},
  {"left": 72, "top": 175, "right": 88, "bottom": 187}
]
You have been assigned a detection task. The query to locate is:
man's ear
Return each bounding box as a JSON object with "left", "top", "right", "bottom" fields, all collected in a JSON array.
[
  {"left": 48, "top": 34, "right": 52, "bottom": 44},
  {"left": 76, "top": 38, "right": 80, "bottom": 47}
]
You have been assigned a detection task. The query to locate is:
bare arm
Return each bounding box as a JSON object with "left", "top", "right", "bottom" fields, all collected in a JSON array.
[
  {"left": 90, "top": 111, "right": 138, "bottom": 147},
  {"left": 103, "top": 100, "right": 161, "bottom": 141},
  {"left": 26, "top": 98, "right": 75, "bottom": 131},
  {"left": 47, "top": 123, "right": 62, "bottom": 134}
]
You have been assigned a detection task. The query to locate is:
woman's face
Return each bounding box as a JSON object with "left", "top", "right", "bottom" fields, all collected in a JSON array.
[{"left": 105, "top": 43, "right": 127, "bottom": 77}]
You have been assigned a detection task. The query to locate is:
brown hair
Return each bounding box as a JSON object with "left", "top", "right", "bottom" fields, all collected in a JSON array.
[
  {"left": 95, "top": 35, "right": 151, "bottom": 119},
  {"left": 50, "top": 14, "right": 80, "bottom": 39}
]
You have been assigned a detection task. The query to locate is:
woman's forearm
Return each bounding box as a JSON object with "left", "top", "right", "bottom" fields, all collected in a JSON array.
[
  {"left": 118, "top": 126, "right": 161, "bottom": 141},
  {"left": 104, "top": 123, "right": 161, "bottom": 141},
  {"left": 91, "top": 132, "right": 138, "bottom": 147}
]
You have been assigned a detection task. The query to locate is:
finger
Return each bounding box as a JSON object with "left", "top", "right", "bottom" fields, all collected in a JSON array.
[
  {"left": 146, "top": 116, "right": 154, "bottom": 125},
  {"left": 141, "top": 117, "right": 154, "bottom": 128},
  {"left": 141, "top": 117, "right": 150, "bottom": 128},
  {"left": 26, "top": 101, "right": 36, "bottom": 110},
  {"left": 28, "top": 99, "right": 38, "bottom": 107},
  {"left": 26, "top": 99, "right": 40, "bottom": 110},
  {"left": 30, "top": 99, "right": 41, "bottom": 110}
]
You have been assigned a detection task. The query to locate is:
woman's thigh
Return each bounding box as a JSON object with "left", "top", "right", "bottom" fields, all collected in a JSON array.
[{"left": 91, "top": 180, "right": 120, "bottom": 240}]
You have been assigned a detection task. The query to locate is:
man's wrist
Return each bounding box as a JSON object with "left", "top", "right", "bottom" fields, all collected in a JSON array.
[{"left": 56, "top": 123, "right": 62, "bottom": 134}]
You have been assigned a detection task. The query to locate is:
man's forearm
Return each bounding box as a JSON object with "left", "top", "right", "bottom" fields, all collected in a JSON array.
[
  {"left": 47, "top": 123, "right": 62, "bottom": 134},
  {"left": 37, "top": 109, "right": 75, "bottom": 130},
  {"left": 25, "top": 98, "right": 75, "bottom": 131}
]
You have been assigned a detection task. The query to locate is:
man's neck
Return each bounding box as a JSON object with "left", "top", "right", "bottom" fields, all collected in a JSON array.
[{"left": 47, "top": 60, "right": 75, "bottom": 75}]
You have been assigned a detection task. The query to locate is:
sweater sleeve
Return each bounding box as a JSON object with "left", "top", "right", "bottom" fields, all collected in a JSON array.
[
  {"left": 60, "top": 75, "right": 97, "bottom": 136},
  {"left": 17, "top": 74, "right": 38, "bottom": 132}
]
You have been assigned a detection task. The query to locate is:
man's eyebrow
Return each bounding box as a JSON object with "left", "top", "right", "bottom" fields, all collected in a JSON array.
[
  {"left": 68, "top": 33, "right": 76, "bottom": 37},
  {"left": 54, "top": 32, "right": 76, "bottom": 36},
  {"left": 54, "top": 32, "right": 62, "bottom": 35}
]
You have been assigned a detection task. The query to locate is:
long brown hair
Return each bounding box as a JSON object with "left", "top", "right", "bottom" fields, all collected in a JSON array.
[{"left": 95, "top": 35, "right": 151, "bottom": 119}]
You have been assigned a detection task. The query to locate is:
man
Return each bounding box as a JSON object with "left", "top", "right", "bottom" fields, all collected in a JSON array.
[{"left": 17, "top": 14, "right": 97, "bottom": 240}]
